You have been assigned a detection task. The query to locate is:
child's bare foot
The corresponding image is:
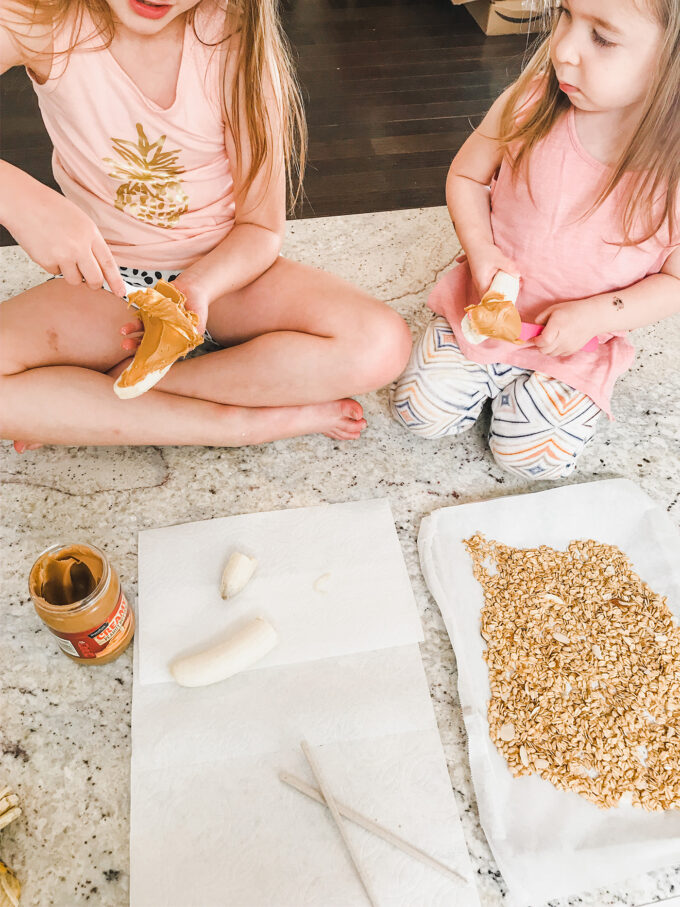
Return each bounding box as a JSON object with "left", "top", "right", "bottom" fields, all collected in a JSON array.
[
  {"left": 276, "top": 398, "right": 367, "bottom": 441},
  {"left": 321, "top": 398, "right": 366, "bottom": 440},
  {"left": 13, "top": 441, "right": 43, "bottom": 453}
]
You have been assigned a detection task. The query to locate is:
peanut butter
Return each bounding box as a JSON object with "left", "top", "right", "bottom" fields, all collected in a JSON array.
[
  {"left": 464, "top": 290, "right": 522, "bottom": 344},
  {"left": 115, "top": 280, "right": 203, "bottom": 390},
  {"left": 29, "top": 543, "right": 134, "bottom": 664}
]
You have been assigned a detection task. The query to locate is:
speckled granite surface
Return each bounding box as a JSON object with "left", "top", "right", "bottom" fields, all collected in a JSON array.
[{"left": 1, "top": 207, "right": 679, "bottom": 907}]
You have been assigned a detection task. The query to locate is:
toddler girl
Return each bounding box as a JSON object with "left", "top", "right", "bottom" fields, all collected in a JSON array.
[
  {"left": 0, "top": 0, "right": 411, "bottom": 450},
  {"left": 392, "top": 0, "right": 679, "bottom": 479}
]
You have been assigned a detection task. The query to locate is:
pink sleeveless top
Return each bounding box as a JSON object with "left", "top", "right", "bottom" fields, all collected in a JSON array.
[
  {"left": 429, "top": 107, "right": 678, "bottom": 416},
  {"left": 28, "top": 2, "right": 235, "bottom": 269}
]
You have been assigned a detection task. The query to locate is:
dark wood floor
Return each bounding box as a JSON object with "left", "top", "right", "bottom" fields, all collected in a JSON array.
[{"left": 0, "top": 0, "right": 533, "bottom": 245}]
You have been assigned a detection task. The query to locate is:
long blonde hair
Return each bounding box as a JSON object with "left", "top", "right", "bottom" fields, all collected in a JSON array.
[
  {"left": 498, "top": 1, "right": 679, "bottom": 244},
  {"left": 4, "top": 0, "right": 307, "bottom": 210}
]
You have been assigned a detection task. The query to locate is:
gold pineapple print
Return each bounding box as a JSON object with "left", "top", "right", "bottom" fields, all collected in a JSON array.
[{"left": 104, "top": 123, "right": 188, "bottom": 228}]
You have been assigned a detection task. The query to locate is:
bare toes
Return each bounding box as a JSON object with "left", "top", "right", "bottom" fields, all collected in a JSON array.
[
  {"left": 339, "top": 398, "right": 364, "bottom": 422},
  {"left": 13, "top": 441, "right": 43, "bottom": 453}
]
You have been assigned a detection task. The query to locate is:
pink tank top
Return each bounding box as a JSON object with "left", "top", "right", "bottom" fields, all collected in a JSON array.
[
  {"left": 429, "top": 107, "right": 678, "bottom": 416},
  {"left": 28, "top": 2, "right": 235, "bottom": 269}
]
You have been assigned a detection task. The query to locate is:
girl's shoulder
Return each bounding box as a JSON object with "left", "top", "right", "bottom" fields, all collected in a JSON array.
[
  {"left": 0, "top": 0, "right": 54, "bottom": 78},
  {"left": 1, "top": 0, "right": 105, "bottom": 83}
]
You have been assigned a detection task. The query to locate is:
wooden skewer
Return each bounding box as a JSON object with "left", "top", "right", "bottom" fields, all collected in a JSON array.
[
  {"left": 300, "top": 741, "right": 379, "bottom": 907},
  {"left": 279, "top": 770, "right": 467, "bottom": 886}
]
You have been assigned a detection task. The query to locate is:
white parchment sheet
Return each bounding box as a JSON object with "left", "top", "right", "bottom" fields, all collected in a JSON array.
[
  {"left": 418, "top": 479, "right": 680, "bottom": 906},
  {"left": 131, "top": 499, "right": 480, "bottom": 907}
]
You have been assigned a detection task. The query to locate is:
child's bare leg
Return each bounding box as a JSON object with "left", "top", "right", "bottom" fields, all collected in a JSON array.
[
  {"left": 0, "top": 281, "right": 366, "bottom": 447},
  {"left": 151, "top": 257, "right": 412, "bottom": 406}
]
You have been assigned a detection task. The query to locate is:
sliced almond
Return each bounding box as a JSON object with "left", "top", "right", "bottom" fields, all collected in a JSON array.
[{"left": 499, "top": 722, "right": 515, "bottom": 741}]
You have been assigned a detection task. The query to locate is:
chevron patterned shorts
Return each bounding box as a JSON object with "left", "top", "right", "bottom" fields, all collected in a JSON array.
[{"left": 391, "top": 315, "right": 603, "bottom": 480}]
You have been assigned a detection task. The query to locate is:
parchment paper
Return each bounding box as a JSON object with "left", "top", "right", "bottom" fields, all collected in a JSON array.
[{"left": 418, "top": 478, "right": 680, "bottom": 905}]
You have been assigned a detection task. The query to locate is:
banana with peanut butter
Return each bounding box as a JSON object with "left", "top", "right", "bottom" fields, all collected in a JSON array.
[
  {"left": 114, "top": 280, "right": 203, "bottom": 399},
  {"left": 462, "top": 270, "right": 522, "bottom": 345}
]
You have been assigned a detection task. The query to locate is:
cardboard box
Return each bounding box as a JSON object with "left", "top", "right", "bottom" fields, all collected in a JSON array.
[{"left": 452, "top": 0, "right": 552, "bottom": 36}]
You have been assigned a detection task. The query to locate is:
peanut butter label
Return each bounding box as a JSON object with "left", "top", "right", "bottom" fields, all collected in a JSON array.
[{"left": 49, "top": 593, "right": 130, "bottom": 659}]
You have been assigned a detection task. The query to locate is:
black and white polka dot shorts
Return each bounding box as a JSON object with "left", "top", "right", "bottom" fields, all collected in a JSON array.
[{"left": 118, "top": 265, "right": 180, "bottom": 293}]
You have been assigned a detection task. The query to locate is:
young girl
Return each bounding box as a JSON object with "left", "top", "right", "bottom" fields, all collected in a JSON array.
[
  {"left": 0, "top": 0, "right": 412, "bottom": 451},
  {"left": 392, "top": 0, "right": 679, "bottom": 480}
]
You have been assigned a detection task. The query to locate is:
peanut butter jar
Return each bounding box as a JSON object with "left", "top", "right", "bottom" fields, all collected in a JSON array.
[{"left": 29, "top": 543, "right": 134, "bottom": 664}]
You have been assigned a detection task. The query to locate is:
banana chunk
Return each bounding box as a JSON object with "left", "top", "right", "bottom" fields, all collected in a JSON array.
[
  {"left": 170, "top": 617, "right": 278, "bottom": 688},
  {"left": 220, "top": 552, "right": 257, "bottom": 599},
  {"left": 461, "top": 270, "right": 522, "bottom": 345},
  {"left": 0, "top": 859, "right": 21, "bottom": 907}
]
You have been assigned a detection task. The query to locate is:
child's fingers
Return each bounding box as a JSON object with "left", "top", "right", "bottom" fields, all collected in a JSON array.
[
  {"left": 59, "top": 261, "right": 86, "bottom": 286},
  {"left": 78, "top": 253, "right": 106, "bottom": 292},
  {"left": 120, "top": 319, "right": 143, "bottom": 352},
  {"left": 534, "top": 321, "right": 560, "bottom": 353},
  {"left": 533, "top": 305, "right": 556, "bottom": 325},
  {"left": 93, "top": 237, "right": 127, "bottom": 298},
  {"left": 536, "top": 338, "right": 561, "bottom": 356},
  {"left": 121, "top": 320, "right": 143, "bottom": 335}
]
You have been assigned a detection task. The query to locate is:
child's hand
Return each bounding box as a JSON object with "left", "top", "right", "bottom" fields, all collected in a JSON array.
[
  {"left": 456, "top": 243, "right": 519, "bottom": 300},
  {"left": 6, "top": 181, "right": 126, "bottom": 298},
  {"left": 171, "top": 274, "right": 210, "bottom": 335},
  {"left": 533, "top": 300, "right": 595, "bottom": 357}
]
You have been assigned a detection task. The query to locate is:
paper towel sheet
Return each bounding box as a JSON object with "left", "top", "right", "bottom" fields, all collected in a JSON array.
[
  {"left": 137, "top": 499, "right": 423, "bottom": 686},
  {"left": 132, "top": 500, "right": 479, "bottom": 906},
  {"left": 131, "top": 646, "right": 437, "bottom": 772},
  {"left": 130, "top": 731, "right": 477, "bottom": 907},
  {"left": 418, "top": 479, "right": 680, "bottom": 905}
]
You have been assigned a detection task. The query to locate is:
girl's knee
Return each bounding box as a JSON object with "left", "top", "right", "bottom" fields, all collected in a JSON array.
[
  {"left": 489, "top": 434, "right": 586, "bottom": 480},
  {"left": 380, "top": 310, "right": 413, "bottom": 382},
  {"left": 390, "top": 374, "right": 476, "bottom": 440},
  {"left": 355, "top": 308, "right": 413, "bottom": 390},
  {"left": 0, "top": 318, "right": 26, "bottom": 377},
  {"left": 489, "top": 376, "right": 601, "bottom": 479}
]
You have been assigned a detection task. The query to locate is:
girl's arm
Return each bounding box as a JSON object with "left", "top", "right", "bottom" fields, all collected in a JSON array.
[
  {"left": 446, "top": 86, "right": 519, "bottom": 297},
  {"left": 534, "top": 247, "right": 680, "bottom": 357},
  {"left": 170, "top": 25, "right": 286, "bottom": 332},
  {"left": 0, "top": 12, "right": 126, "bottom": 296}
]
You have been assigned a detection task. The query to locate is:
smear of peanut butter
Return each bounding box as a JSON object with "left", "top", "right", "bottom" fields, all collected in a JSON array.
[
  {"left": 116, "top": 280, "right": 203, "bottom": 388},
  {"left": 464, "top": 290, "right": 522, "bottom": 344},
  {"left": 31, "top": 545, "right": 103, "bottom": 607}
]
